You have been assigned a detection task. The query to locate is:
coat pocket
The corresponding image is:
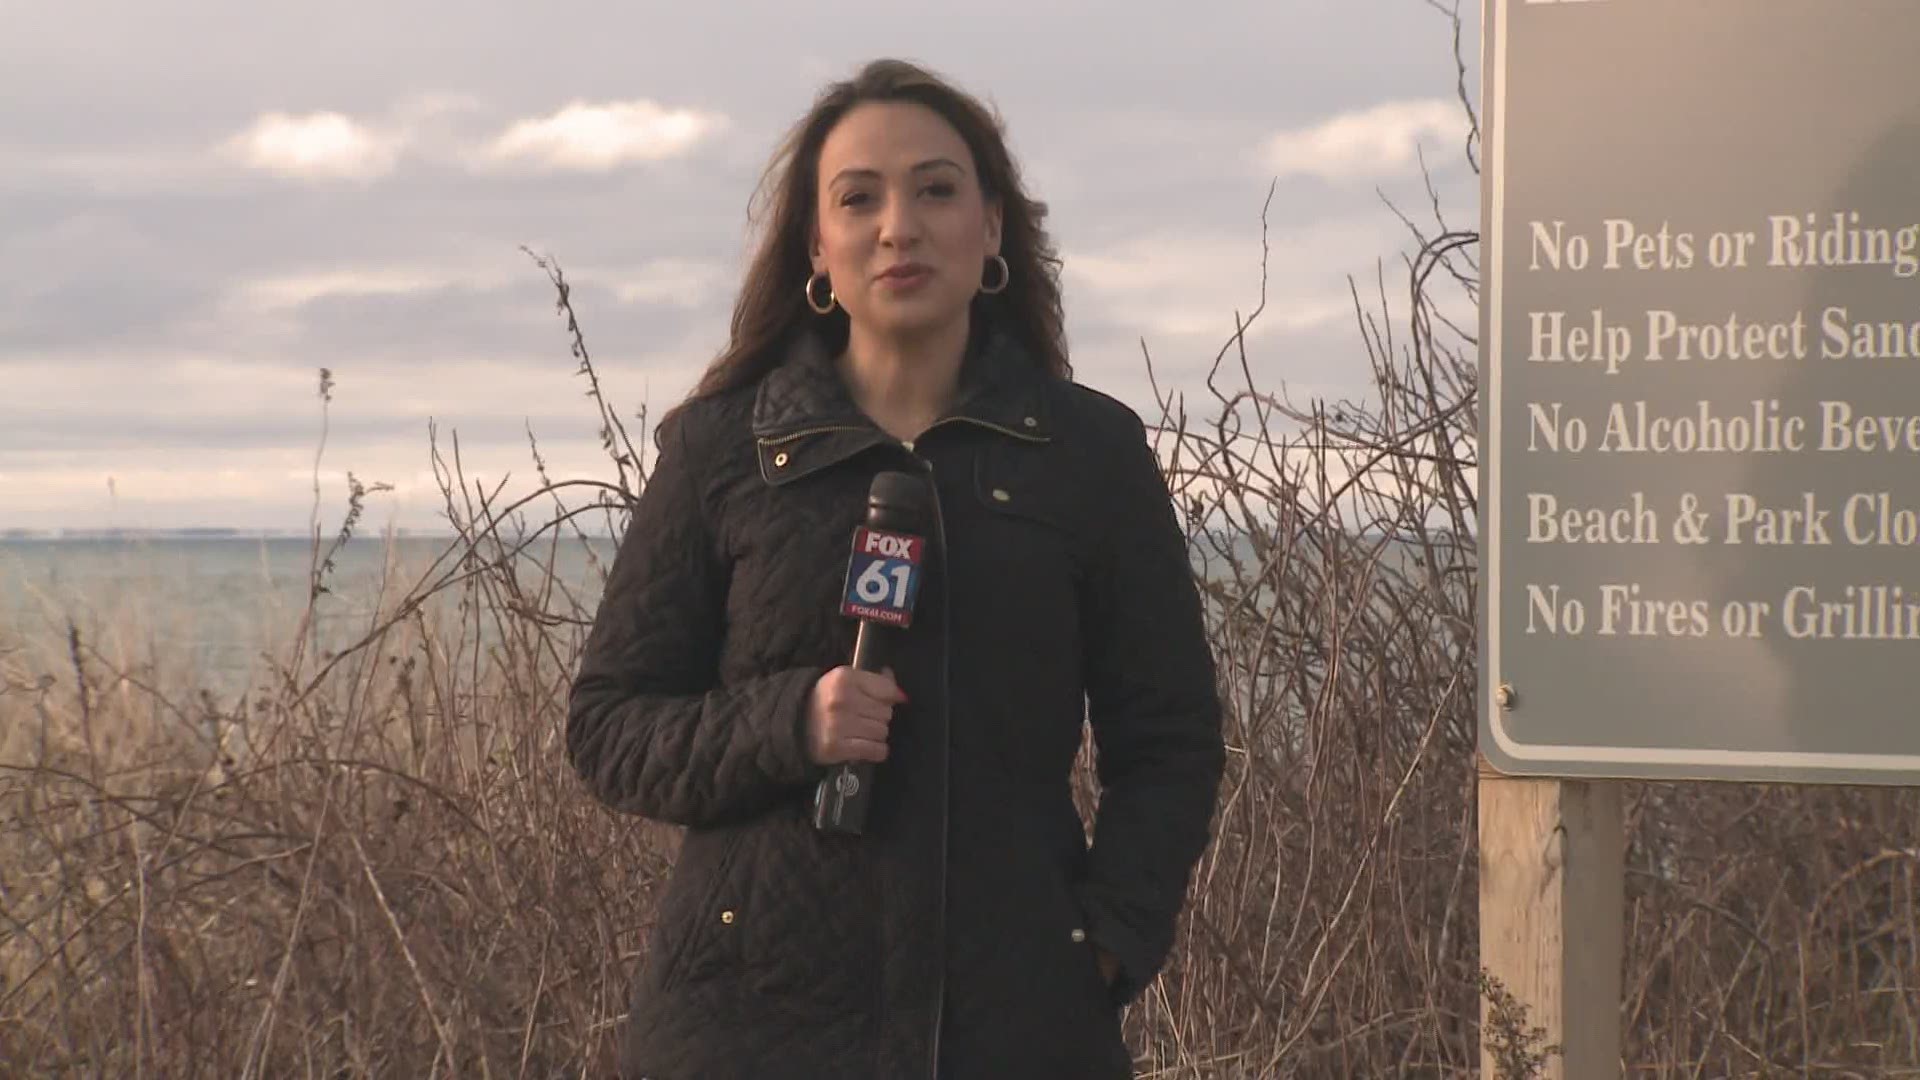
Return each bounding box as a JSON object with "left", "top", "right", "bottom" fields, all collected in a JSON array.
[
  {"left": 718, "top": 813, "right": 880, "bottom": 1007},
  {"left": 652, "top": 827, "right": 749, "bottom": 991},
  {"left": 1034, "top": 827, "right": 1117, "bottom": 1015},
  {"left": 1063, "top": 889, "right": 1124, "bottom": 1018},
  {"left": 1014, "top": 816, "right": 1133, "bottom": 1068}
]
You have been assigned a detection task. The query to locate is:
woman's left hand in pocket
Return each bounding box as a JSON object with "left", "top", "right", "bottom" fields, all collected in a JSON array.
[{"left": 1092, "top": 944, "right": 1120, "bottom": 987}]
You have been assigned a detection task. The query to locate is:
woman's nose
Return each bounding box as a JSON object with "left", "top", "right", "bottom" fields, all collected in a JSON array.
[{"left": 878, "top": 191, "right": 922, "bottom": 246}]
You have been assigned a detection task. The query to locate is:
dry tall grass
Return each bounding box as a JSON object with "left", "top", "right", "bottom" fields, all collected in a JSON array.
[{"left": 5, "top": 15, "right": 1919, "bottom": 1075}]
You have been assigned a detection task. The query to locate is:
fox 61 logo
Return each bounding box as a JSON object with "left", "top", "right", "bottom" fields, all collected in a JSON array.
[{"left": 839, "top": 526, "right": 925, "bottom": 628}]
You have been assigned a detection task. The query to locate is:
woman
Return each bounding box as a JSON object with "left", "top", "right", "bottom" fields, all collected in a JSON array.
[{"left": 566, "top": 57, "right": 1224, "bottom": 1080}]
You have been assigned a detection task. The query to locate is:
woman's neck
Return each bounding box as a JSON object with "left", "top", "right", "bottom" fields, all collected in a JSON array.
[{"left": 835, "top": 316, "right": 970, "bottom": 445}]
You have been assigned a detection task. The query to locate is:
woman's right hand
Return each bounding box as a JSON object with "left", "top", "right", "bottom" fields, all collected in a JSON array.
[{"left": 805, "top": 665, "right": 908, "bottom": 765}]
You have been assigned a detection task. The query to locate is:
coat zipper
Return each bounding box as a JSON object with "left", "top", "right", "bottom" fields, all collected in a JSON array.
[
  {"left": 912, "top": 442, "right": 951, "bottom": 1080},
  {"left": 756, "top": 422, "right": 868, "bottom": 446},
  {"left": 767, "top": 414, "right": 1041, "bottom": 1076},
  {"left": 906, "top": 415, "right": 1042, "bottom": 1078}
]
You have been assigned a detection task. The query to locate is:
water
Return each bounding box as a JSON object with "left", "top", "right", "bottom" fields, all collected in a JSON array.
[
  {"left": 0, "top": 530, "right": 1468, "bottom": 700},
  {"left": 0, "top": 535, "right": 619, "bottom": 698}
]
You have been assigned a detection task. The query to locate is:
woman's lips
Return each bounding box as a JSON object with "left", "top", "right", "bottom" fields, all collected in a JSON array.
[{"left": 879, "top": 267, "right": 931, "bottom": 291}]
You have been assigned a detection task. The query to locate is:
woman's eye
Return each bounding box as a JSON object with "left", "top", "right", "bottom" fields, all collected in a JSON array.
[{"left": 839, "top": 183, "right": 953, "bottom": 208}]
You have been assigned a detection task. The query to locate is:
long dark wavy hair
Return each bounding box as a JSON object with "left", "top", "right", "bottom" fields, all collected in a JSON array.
[{"left": 658, "top": 58, "right": 1067, "bottom": 441}]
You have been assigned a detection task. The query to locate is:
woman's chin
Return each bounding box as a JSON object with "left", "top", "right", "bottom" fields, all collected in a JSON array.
[{"left": 856, "top": 300, "right": 969, "bottom": 337}]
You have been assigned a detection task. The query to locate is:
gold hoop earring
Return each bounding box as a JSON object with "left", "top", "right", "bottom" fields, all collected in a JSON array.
[
  {"left": 980, "top": 254, "right": 1010, "bottom": 295},
  {"left": 804, "top": 271, "right": 837, "bottom": 315}
]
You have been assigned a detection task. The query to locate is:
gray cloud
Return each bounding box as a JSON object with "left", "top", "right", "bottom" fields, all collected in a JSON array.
[{"left": 5, "top": 272, "right": 215, "bottom": 352}]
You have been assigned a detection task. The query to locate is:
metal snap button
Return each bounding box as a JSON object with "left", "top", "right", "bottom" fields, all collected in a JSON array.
[
  {"left": 773, "top": 451, "right": 790, "bottom": 467},
  {"left": 1022, "top": 416, "right": 1038, "bottom": 428},
  {"left": 991, "top": 488, "right": 1011, "bottom": 502},
  {"left": 1070, "top": 927, "right": 1086, "bottom": 943},
  {"left": 720, "top": 909, "right": 736, "bottom": 925}
]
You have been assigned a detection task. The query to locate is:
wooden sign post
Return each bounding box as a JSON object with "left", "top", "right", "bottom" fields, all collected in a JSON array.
[{"left": 1478, "top": 765, "right": 1623, "bottom": 1079}]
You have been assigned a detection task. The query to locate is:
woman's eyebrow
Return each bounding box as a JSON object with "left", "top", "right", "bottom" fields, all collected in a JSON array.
[{"left": 829, "top": 158, "right": 965, "bottom": 186}]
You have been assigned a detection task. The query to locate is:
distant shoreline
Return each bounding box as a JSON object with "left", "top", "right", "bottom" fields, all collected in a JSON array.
[
  {"left": 0, "top": 529, "right": 619, "bottom": 543},
  {"left": 3, "top": 525, "right": 1473, "bottom": 546}
]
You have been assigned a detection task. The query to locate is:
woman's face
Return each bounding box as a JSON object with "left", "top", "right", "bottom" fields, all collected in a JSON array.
[{"left": 810, "top": 101, "right": 1002, "bottom": 341}]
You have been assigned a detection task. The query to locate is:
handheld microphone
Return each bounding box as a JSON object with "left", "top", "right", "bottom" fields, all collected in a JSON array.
[{"left": 813, "top": 470, "right": 932, "bottom": 834}]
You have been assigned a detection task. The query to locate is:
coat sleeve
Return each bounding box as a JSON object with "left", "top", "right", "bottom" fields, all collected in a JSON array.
[
  {"left": 566, "top": 408, "right": 830, "bottom": 828},
  {"left": 1071, "top": 406, "right": 1226, "bottom": 1008}
]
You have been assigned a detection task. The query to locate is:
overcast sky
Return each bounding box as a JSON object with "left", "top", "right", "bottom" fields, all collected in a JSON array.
[{"left": 1, "top": 2, "right": 1480, "bottom": 534}]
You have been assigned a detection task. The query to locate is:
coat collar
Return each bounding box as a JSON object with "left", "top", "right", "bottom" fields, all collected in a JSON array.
[{"left": 750, "top": 314, "right": 1054, "bottom": 445}]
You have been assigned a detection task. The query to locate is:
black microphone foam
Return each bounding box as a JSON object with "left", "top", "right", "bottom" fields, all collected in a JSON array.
[{"left": 867, "top": 470, "right": 931, "bottom": 527}]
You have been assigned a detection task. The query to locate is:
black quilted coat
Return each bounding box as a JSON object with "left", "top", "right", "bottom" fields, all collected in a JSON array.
[{"left": 567, "top": 311, "right": 1225, "bottom": 1080}]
